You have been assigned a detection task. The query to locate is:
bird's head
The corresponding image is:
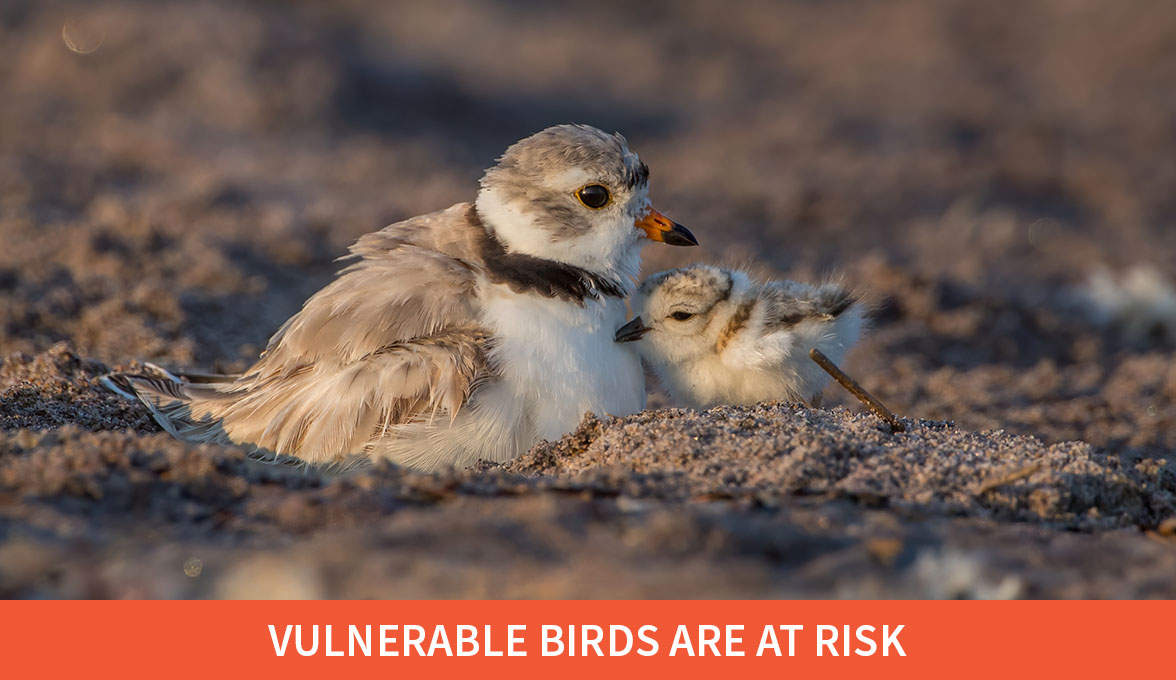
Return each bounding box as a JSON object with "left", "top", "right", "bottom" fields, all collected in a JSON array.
[
  {"left": 475, "top": 124, "right": 696, "bottom": 286},
  {"left": 615, "top": 265, "right": 746, "bottom": 364}
]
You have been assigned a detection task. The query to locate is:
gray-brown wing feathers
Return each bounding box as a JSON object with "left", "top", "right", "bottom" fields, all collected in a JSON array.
[
  {"left": 758, "top": 280, "right": 856, "bottom": 331},
  {"left": 255, "top": 203, "right": 482, "bottom": 369},
  {"left": 105, "top": 203, "right": 495, "bottom": 464},
  {"left": 219, "top": 328, "right": 490, "bottom": 461}
]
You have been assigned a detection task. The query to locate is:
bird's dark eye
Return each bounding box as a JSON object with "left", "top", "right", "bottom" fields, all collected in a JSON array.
[
  {"left": 576, "top": 184, "right": 611, "bottom": 209},
  {"left": 670, "top": 311, "right": 694, "bottom": 321}
]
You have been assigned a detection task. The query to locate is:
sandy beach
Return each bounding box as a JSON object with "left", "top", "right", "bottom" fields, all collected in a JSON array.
[{"left": 1, "top": 0, "right": 1174, "bottom": 598}]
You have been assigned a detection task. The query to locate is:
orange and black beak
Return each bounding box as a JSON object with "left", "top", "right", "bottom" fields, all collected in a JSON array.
[
  {"left": 635, "top": 207, "right": 697, "bottom": 246},
  {"left": 614, "top": 316, "right": 652, "bottom": 343}
]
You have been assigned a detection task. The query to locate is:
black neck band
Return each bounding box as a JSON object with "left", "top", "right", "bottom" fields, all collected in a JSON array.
[{"left": 470, "top": 206, "right": 626, "bottom": 305}]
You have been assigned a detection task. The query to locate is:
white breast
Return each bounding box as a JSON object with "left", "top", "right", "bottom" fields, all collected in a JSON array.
[{"left": 478, "top": 282, "right": 646, "bottom": 441}]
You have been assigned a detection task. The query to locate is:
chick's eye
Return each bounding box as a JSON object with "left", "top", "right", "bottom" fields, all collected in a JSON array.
[
  {"left": 576, "top": 184, "right": 611, "bottom": 209},
  {"left": 669, "top": 311, "right": 694, "bottom": 321}
]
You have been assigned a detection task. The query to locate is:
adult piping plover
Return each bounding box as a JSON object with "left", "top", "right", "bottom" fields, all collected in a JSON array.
[
  {"left": 614, "top": 265, "right": 864, "bottom": 409},
  {"left": 104, "top": 124, "right": 697, "bottom": 470}
]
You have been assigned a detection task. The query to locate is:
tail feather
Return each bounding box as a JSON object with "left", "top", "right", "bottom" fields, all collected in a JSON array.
[
  {"left": 100, "top": 329, "right": 491, "bottom": 468},
  {"left": 100, "top": 367, "right": 239, "bottom": 445}
]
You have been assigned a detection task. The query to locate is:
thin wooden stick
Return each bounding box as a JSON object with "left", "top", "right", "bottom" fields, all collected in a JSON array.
[{"left": 809, "top": 348, "right": 906, "bottom": 433}]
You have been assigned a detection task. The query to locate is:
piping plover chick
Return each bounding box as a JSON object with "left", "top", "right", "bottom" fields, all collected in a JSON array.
[
  {"left": 614, "top": 265, "right": 864, "bottom": 409},
  {"left": 104, "top": 124, "right": 697, "bottom": 471}
]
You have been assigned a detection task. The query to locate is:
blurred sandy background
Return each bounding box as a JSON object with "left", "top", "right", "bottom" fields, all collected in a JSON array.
[{"left": 1, "top": 0, "right": 1174, "bottom": 597}]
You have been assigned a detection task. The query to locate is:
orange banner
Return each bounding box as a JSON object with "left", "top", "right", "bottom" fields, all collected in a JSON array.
[{"left": 0, "top": 601, "right": 1170, "bottom": 678}]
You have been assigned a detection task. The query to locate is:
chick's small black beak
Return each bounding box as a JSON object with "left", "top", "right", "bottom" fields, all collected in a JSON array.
[{"left": 614, "top": 316, "right": 652, "bottom": 343}]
